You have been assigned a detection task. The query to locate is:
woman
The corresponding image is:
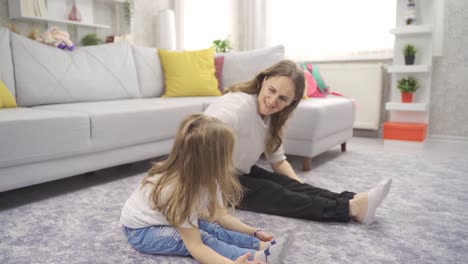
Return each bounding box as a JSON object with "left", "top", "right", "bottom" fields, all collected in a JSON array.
[{"left": 205, "top": 60, "right": 391, "bottom": 224}]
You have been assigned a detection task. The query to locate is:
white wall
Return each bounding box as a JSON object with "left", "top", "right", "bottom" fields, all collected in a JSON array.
[
  {"left": 429, "top": 0, "right": 468, "bottom": 138},
  {"left": 130, "top": 0, "right": 170, "bottom": 47}
]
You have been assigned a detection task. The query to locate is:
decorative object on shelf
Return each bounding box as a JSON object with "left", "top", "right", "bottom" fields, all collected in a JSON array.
[
  {"left": 397, "top": 76, "right": 420, "bottom": 103},
  {"left": 105, "top": 34, "right": 132, "bottom": 44},
  {"left": 27, "top": 28, "right": 39, "bottom": 40},
  {"left": 403, "top": 44, "right": 417, "bottom": 65},
  {"left": 81, "top": 33, "right": 102, "bottom": 46},
  {"left": 68, "top": 2, "right": 82, "bottom": 22},
  {"left": 8, "top": 0, "right": 111, "bottom": 29},
  {"left": 123, "top": 0, "right": 134, "bottom": 27},
  {"left": 383, "top": 122, "right": 427, "bottom": 142},
  {"left": 404, "top": 0, "right": 417, "bottom": 25},
  {"left": 156, "top": 9, "right": 176, "bottom": 50},
  {"left": 5, "top": 23, "right": 19, "bottom": 34},
  {"left": 35, "top": 27, "right": 75, "bottom": 51},
  {"left": 212, "top": 38, "right": 232, "bottom": 53}
]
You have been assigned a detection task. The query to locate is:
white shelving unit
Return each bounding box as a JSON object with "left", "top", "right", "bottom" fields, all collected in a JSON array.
[
  {"left": 8, "top": 14, "right": 110, "bottom": 29},
  {"left": 385, "top": 102, "right": 428, "bottom": 112},
  {"left": 8, "top": 0, "right": 124, "bottom": 29},
  {"left": 387, "top": 64, "right": 431, "bottom": 73},
  {"left": 390, "top": 25, "right": 432, "bottom": 35},
  {"left": 384, "top": 0, "right": 444, "bottom": 145}
]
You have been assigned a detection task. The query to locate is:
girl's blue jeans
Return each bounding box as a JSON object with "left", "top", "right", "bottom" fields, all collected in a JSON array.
[{"left": 122, "top": 219, "right": 260, "bottom": 261}]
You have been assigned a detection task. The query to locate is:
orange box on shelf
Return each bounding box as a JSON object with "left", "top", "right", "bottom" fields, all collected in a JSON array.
[{"left": 383, "top": 122, "right": 427, "bottom": 142}]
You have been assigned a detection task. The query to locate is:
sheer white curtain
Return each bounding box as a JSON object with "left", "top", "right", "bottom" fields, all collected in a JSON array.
[
  {"left": 268, "top": 0, "right": 396, "bottom": 61},
  {"left": 175, "top": 0, "right": 234, "bottom": 50},
  {"left": 234, "top": 0, "right": 269, "bottom": 51}
]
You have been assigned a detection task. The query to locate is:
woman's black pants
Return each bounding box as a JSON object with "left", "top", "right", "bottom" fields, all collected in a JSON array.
[{"left": 238, "top": 165, "right": 355, "bottom": 222}]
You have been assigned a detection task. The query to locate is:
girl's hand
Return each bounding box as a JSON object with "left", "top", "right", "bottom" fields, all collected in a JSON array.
[
  {"left": 234, "top": 252, "right": 266, "bottom": 264},
  {"left": 255, "top": 230, "right": 273, "bottom": 242}
]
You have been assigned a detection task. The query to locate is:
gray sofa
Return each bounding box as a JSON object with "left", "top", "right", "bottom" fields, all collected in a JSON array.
[{"left": 0, "top": 28, "right": 354, "bottom": 192}]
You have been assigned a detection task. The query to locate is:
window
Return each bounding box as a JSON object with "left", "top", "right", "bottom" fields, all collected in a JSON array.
[{"left": 268, "top": 0, "right": 396, "bottom": 61}]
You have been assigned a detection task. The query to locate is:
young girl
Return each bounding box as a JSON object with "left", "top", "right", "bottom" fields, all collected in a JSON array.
[{"left": 121, "top": 114, "right": 293, "bottom": 264}]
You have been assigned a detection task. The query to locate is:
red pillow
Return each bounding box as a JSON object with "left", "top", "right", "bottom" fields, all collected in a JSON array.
[{"left": 214, "top": 56, "right": 225, "bottom": 92}]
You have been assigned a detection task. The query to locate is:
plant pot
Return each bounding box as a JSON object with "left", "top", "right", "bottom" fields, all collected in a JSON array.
[
  {"left": 404, "top": 55, "right": 415, "bottom": 65},
  {"left": 401, "top": 92, "right": 413, "bottom": 103}
]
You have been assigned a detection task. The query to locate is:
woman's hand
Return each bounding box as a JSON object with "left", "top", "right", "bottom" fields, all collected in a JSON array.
[
  {"left": 255, "top": 230, "right": 273, "bottom": 242},
  {"left": 234, "top": 252, "right": 266, "bottom": 264}
]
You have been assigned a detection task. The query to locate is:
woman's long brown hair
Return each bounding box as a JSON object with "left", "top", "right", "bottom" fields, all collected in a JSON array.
[
  {"left": 142, "top": 114, "right": 241, "bottom": 228},
  {"left": 225, "top": 60, "right": 305, "bottom": 154}
]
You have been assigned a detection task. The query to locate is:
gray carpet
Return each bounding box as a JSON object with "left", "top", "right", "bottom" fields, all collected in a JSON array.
[{"left": 1, "top": 144, "right": 467, "bottom": 264}]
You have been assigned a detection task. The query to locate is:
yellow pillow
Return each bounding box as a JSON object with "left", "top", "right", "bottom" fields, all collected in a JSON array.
[
  {"left": 0, "top": 80, "right": 17, "bottom": 109},
  {"left": 158, "top": 47, "right": 221, "bottom": 97}
]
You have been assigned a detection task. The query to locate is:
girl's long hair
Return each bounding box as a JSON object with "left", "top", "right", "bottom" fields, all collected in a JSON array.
[
  {"left": 142, "top": 114, "right": 241, "bottom": 228},
  {"left": 225, "top": 59, "right": 305, "bottom": 154}
]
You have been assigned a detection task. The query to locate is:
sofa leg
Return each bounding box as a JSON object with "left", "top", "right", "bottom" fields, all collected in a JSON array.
[
  {"left": 341, "top": 142, "right": 347, "bottom": 152},
  {"left": 302, "top": 157, "right": 311, "bottom": 171}
]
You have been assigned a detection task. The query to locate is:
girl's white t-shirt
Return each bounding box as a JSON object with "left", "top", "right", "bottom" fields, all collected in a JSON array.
[
  {"left": 120, "top": 174, "right": 222, "bottom": 229},
  {"left": 204, "top": 92, "right": 286, "bottom": 174}
]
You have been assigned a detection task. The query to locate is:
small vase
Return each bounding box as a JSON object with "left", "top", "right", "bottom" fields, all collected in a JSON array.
[
  {"left": 68, "top": 4, "right": 82, "bottom": 22},
  {"left": 404, "top": 55, "right": 415, "bottom": 65},
  {"left": 404, "top": 0, "right": 417, "bottom": 25},
  {"left": 401, "top": 92, "right": 413, "bottom": 103}
]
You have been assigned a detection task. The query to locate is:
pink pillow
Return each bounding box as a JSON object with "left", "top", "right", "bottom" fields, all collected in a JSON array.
[
  {"left": 303, "top": 68, "right": 327, "bottom": 98},
  {"left": 303, "top": 69, "right": 318, "bottom": 97},
  {"left": 214, "top": 56, "right": 225, "bottom": 92}
]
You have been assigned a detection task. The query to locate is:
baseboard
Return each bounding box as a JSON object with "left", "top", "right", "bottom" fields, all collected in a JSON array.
[
  {"left": 426, "top": 135, "right": 468, "bottom": 155},
  {"left": 428, "top": 135, "right": 468, "bottom": 144},
  {"left": 353, "top": 128, "right": 380, "bottom": 138},
  {"left": 380, "top": 135, "right": 468, "bottom": 155}
]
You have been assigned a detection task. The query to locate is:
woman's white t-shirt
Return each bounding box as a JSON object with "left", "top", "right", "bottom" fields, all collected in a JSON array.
[
  {"left": 120, "top": 174, "right": 222, "bottom": 229},
  {"left": 204, "top": 92, "right": 286, "bottom": 174}
]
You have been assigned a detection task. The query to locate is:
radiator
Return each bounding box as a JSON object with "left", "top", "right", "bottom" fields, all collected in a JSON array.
[{"left": 317, "top": 63, "right": 384, "bottom": 130}]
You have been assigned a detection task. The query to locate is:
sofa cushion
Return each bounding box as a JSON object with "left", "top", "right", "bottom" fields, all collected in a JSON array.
[
  {"left": 132, "top": 45, "right": 165, "bottom": 98},
  {"left": 11, "top": 33, "right": 141, "bottom": 107},
  {"left": 142, "top": 96, "right": 218, "bottom": 111},
  {"left": 0, "top": 108, "right": 90, "bottom": 168},
  {"left": 35, "top": 99, "right": 205, "bottom": 150},
  {"left": 285, "top": 97, "right": 354, "bottom": 140},
  {"left": 0, "top": 28, "right": 15, "bottom": 98},
  {"left": 158, "top": 47, "right": 221, "bottom": 97},
  {"left": 222, "top": 45, "right": 285, "bottom": 89}
]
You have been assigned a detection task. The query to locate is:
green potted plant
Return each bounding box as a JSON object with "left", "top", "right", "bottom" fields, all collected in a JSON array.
[
  {"left": 81, "top": 33, "right": 102, "bottom": 46},
  {"left": 397, "top": 76, "right": 420, "bottom": 103},
  {"left": 403, "top": 44, "right": 417, "bottom": 65},
  {"left": 212, "top": 38, "right": 232, "bottom": 53}
]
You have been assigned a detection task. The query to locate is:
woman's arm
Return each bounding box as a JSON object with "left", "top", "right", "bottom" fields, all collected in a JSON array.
[
  {"left": 271, "top": 160, "right": 304, "bottom": 183},
  {"left": 178, "top": 227, "right": 235, "bottom": 264}
]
